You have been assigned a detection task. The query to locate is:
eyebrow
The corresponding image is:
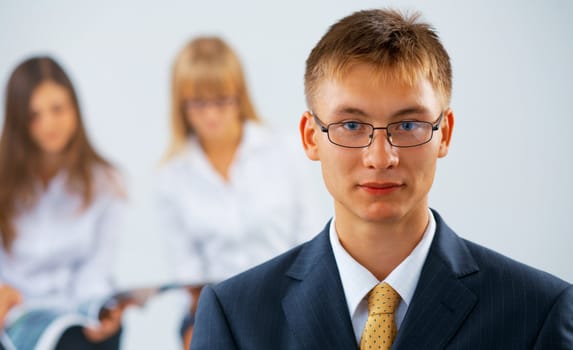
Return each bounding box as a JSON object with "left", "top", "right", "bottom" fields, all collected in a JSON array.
[
  {"left": 333, "top": 107, "right": 368, "bottom": 117},
  {"left": 389, "top": 106, "right": 430, "bottom": 120},
  {"left": 333, "top": 105, "right": 431, "bottom": 120}
]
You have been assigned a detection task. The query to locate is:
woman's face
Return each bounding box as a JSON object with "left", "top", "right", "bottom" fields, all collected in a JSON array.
[
  {"left": 28, "top": 81, "right": 78, "bottom": 156},
  {"left": 184, "top": 93, "right": 242, "bottom": 143}
]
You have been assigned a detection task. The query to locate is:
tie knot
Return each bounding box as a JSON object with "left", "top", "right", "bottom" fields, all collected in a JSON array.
[{"left": 367, "top": 282, "right": 400, "bottom": 315}]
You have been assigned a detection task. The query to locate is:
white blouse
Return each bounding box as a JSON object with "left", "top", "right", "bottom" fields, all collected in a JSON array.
[
  {"left": 156, "top": 121, "right": 323, "bottom": 285},
  {"left": 0, "top": 168, "right": 125, "bottom": 310}
]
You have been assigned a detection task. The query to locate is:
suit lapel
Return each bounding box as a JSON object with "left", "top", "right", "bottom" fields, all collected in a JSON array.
[
  {"left": 393, "top": 211, "right": 479, "bottom": 349},
  {"left": 282, "top": 225, "right": 358, "bottom": 350}
]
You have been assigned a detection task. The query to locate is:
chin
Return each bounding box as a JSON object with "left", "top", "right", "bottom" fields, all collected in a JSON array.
[
  {"left": 42, "top": 144, "right": 67, "bottom": 155},
  {"left": 360, "top": 205, "right": 405, "bottom": 223}
]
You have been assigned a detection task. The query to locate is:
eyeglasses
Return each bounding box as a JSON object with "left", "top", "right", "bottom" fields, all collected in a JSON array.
[
  {"left": 312, "top": 111, "right": 444, "bottom": 148},
  {"left": 185, "top": 96, "right": 238, "bottom": 111}
]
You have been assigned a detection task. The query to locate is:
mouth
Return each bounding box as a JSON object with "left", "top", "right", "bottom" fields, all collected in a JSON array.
[
  {"left": 42, "top": 134, "right": 63, "bottom": 144},
  {"left": 358, "top": 182, "right": 403, "bottom": 195}
]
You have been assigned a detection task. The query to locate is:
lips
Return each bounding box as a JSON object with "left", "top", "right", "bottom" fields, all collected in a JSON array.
[{"left": 359, "top": 181, "right": 403, "bottom": 195}]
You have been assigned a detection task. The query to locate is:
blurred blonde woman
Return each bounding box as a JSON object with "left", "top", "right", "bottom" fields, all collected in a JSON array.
[
  {"left": 0, "top": 56, "right": 127, "bottom": 350},
  {"left": 156, "top": 36, "right": 320, "bottom": 347}
]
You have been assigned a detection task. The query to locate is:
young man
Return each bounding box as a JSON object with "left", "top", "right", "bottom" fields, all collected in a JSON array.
[{"left": 190, "top": 9, "right": 573, "bottom": 350}]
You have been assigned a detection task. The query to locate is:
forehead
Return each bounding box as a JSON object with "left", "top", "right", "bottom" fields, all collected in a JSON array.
[
  {"left": 180, "top": 84, "right": 237, "bottom": 100},
  {"left": 30, "top": 81, "right": 71, "bottom": 105},
  {"left": 178, "top": 75, "right": 238, "bottom": 100},
  {"left": 313, "top": 63, "right": 442, "bottom": 118}
]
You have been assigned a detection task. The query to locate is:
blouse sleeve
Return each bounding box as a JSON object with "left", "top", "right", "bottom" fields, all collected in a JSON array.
[
  {"left": 155, "top": 167, "right": 206, "bottom": 285},
  {"left": 70, "top": 192, "right": 124, "bottom": 302}
]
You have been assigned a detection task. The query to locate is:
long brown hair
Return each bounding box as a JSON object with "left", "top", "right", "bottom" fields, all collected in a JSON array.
[
  {"left": 165, "top": 36, "right": 260, "bottom": 160},
  {"left": 0, "top": 56, "right": 113, "bottom": 251}
]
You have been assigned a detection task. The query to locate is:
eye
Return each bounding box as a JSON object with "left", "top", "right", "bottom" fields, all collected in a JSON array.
[
  {"left": 341, "top": 121, "right": 365, "bottom": 131},
  {"left": 52, "top": 104, "right": 64, "bottom": 115},
  {"left": 187, "top": 100, "right": 206, "bottom": 110},
  {"left": 216, "top": 96, "right": 236, "bottom": 107},
  {"left": 396, "top": 121, "right": 419, "bottom": 131}
]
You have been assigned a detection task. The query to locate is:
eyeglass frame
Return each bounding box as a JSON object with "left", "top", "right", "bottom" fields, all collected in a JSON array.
[
  {"left": 311, "top": 111, "right": 444, "bottom": 148},
  {"left": 184, "top": 96, "right": 238, "bottom": 112}
]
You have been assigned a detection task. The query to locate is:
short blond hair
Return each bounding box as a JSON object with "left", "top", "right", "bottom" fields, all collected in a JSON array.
[
  {"left": 166, "top": 36, "right": 260, "bottom": 159},
  {"left": 305, "top": 9, "right": 452, "bottom": 109}
]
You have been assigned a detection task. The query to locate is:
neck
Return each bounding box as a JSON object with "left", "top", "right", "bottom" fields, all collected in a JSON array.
[
  {"left": 200, "top": 126, "right": 242, "bottom": 180},
  {"left": 39, "top": 153, "right": 64, "bottom": 187},
  {"left": 335, "top": 206, "right": 429, "bottom": 281}
]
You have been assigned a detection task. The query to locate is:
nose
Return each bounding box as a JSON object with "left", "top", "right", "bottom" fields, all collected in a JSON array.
[
  {"left": 40, "top": 112, "right": 62, "bottom": 132},
  {"left": 31, "top": 111, "right": 52, "bottom": 129},
  {"left": 195, "top": 104, "right": 222, "bottom": 120},
  {"left": 362, "top": 130, "right": 399, "bottom": 169}
]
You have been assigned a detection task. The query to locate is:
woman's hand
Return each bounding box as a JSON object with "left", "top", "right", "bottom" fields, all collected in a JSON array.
[
  {"left": 0, "top": 284, "right": 22, "bottom": 330},
  {"left": 82, "top": 303, "right": 128, "bottom": 343},
  {"left": 187, "top": 286, "right": 203, "bottom": 314},
  {"left": 183, "top": 285, "right": 204, "bottom": 350}
]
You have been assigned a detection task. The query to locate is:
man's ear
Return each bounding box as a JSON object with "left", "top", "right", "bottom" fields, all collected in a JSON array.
[
  {"left": 438, "top": 108, "right": 454, "bottom": 158},
  {"left": 300, "top": 111, "right": 320, "bottom": 161}
]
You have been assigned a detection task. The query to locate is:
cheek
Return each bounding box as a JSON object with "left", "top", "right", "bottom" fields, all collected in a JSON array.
[
  {"left": 187, "top": 113, "right": 208, "bottom": 137},
  {"left": 62, "top": 113, "right": 79, "bottom": 138},
  {"left": 219, "top": 108, "right": 242, "bottom": 127},
  {"left": 320, "top": 161, "right": 340, "bottom": 200},
  {"left": 185, "top": 112, "right": 196, "bottom": 127},
  {"left": 319, "top": 150, "right": 355, "bottom": 191},
  {"left": 409, "top": 154, "right": 438, "bottom": 186},
  {"left": 28, "top": 119, "right": 44, "bottom": 142},
  {"left": 28, "top": 127, "right": 40, "bottom": 145}
]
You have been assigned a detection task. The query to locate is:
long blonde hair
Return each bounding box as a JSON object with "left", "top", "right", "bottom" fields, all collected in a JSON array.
[{"left": 165, "top": 36, "right": 260, "bottom": 160}]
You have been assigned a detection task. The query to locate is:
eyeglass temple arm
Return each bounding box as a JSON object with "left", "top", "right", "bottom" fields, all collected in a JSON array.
[
  {"left": 310, "top": 111, "right": 329, "bottom": 132},
  {"left": 432, "top": 112, "right": 445, "bottom": 131}
]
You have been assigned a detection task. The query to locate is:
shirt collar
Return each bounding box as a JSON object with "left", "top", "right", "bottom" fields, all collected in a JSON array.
[
  {"left": 329, "top": 209, "right": 436, "bottom": 320},
  {"left": 31, "top": 171, "right": 67, "bottom": 198}
]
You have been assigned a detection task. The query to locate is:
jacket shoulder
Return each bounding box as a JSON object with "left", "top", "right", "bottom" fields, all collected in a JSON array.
[
  {"left": 212, "top": 241, "right": 307, "bottom": 299},
  {"left": 462, "top": 237, "right": 570, "bottom": 296}
]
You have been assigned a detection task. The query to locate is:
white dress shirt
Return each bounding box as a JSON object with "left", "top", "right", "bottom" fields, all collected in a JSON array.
[
  {"left": 329, "top": 209, "right": 436, "bottom": 344},
  {"left": 0, "top": 168, "right": 125, "bottom": 311},
  {"left": 156, "top": 121, "right": 322, "bottom": 285}
]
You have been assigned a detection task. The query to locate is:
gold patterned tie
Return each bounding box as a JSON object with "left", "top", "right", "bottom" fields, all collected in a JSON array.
[{"left": 360, "top": 282, "right": 401, "bottom": 350}]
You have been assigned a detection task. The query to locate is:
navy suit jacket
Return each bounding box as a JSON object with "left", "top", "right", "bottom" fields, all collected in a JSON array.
[{"left": 191, "top": 211, "right": 573, "bottom": 349}]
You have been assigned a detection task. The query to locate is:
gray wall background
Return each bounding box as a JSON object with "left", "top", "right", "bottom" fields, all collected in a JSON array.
[{"left": 1, "top": 0, "right": 572, "bottom": 348}]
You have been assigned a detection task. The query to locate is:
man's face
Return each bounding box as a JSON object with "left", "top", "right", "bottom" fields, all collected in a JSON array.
[{"left": 300, "top": 63, "right": 453, "bottom": 225}]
